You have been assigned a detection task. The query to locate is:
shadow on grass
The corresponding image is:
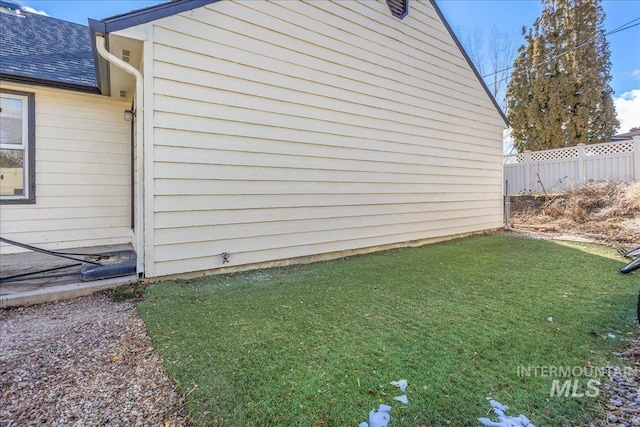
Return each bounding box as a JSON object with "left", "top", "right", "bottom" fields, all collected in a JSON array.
[{"left": 138, "top": 234, "right": 638, "bottom": 427}]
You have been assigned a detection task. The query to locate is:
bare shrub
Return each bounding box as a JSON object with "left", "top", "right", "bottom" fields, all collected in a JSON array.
[
  {"left": 540, "top": 181, "right": 633, "bottom": 223},
  {"left": 619, "top": 182, "right": 640, "bottom": 213},
  {"left": 512, "top": 181, "right": 640, "bottom": 244}
]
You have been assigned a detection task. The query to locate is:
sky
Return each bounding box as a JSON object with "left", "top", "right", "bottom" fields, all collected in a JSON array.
[{"left": 19, "top": 0, "right": 640, "bottom": 134}]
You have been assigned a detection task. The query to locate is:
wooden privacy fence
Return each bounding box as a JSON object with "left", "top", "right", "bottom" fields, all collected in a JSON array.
[{"left": 503, "top": 137, "right": 640, "bottom": 195}]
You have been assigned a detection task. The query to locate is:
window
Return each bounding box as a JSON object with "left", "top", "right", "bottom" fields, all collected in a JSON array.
[
  {"left": 0, "top": 89, "right": 35, "bottom": 204},
  {"left": 386, "top": 0, "right": 409, "bottom": 19}
]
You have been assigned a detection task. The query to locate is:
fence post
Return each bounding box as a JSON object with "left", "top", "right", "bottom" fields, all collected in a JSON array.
[
  {"left": 576, "top": 143, "right": 586, "bottom": 185},
  {"left": 504, "top": 180, "right": 510, "bottom": 229},
  {"left": 633, "top": 136, "right": 640, "bottom": 182},
  {"left": 524, "top": 150, "right": 531, "bottom": 192}
]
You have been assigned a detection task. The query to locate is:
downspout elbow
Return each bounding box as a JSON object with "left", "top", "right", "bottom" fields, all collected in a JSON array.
[{"left": 95, "top": 35, "right": 143, "bottom": 82}]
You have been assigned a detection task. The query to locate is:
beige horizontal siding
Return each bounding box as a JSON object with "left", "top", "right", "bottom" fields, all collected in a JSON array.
[
  {"left": 153, "top": 163, "right": 500, "bottom": 185},
  {"left": 155, "top": 206, "right": 501, "bottom": 247},
  {"left": 152, "top": 31, "right": 500, "bottom": 135},
  {"left": 152, "top": 134, "right": 498, "bottom": 172},
  {"left": 0, "top": 83, "right": 132, "bottom": 254},
  {"left": 157, "top": 2, "right": 494, "bottom": 119},
  {"left": 154, "top": 199, "right": 500, "bottom": 228},
  {"left": 154, "top": 192, "right": 500, "bottom": 212},
  {"left": 152, "top": 220, "right": 499, "bottom": 278},
  {"left": 146, "top": 0, "right": 504, "bottom": 277},
  {"left": 153, "top": 113, "right": 499, "bottom": 164}
]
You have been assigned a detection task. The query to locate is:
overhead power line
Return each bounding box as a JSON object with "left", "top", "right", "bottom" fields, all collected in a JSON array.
[{"left": 480, "top": 17, "right": 640, "bottom": 80}]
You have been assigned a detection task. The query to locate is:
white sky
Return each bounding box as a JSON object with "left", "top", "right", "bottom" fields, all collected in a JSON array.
[{"left": 614, "top": 89, "right": 640, "bottom": 134}]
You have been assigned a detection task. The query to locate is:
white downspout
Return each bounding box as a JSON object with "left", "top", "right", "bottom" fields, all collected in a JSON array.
[{"left": 95, "top": 35, "right": 145, "bottom": 278}]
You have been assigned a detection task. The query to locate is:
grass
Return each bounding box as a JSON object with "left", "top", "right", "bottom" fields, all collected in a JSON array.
[{"left": 137, "top": 234, "right": 638, "bottom": 426}]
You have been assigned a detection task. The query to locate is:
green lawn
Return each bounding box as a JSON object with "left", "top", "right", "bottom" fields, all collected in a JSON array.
[{"left": 137, "top": 234, "right": 638, "bottom": 426}]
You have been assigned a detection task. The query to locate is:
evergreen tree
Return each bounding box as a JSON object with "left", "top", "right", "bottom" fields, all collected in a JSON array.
[{"left": 506, "top": 0, "right": 619, "bottom": 151}]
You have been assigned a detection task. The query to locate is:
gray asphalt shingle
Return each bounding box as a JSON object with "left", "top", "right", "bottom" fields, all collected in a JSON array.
[{"left": 0, "top": 8, "right": 97, "bottom": 88}]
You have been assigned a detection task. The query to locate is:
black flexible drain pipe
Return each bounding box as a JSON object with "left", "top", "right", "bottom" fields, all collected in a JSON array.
[{"left": 0, "top": 237, "right": 102, "bottom": 266}]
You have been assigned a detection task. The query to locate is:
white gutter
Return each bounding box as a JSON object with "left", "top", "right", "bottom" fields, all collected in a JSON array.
[{"left": 95, "top": 35, "right": 145, "bottom": 278}]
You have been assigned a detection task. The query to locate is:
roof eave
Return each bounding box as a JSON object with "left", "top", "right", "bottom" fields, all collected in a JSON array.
[
  {"left": 429, "top": 0, "right": 509, "bottom": 127},
  {"left": 100, "top": 0, "right": 221, "bottom": 34},
  {"left": 0, "top": 73, "right": 100, "bottom": 94},
  {"left": 88, "top": 18, "right": 111, "bottom": 96},
  {"left": 88, "top": 0, "right": 220, "bottom": 96}
]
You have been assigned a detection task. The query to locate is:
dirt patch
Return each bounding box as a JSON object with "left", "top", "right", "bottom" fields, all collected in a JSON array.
[{"left": 509, "top": 181, "right": 640, "bottom": 248}]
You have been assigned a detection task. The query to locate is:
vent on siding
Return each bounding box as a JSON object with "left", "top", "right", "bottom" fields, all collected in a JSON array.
[
  {"left": 119, "top": 90, "right": 127, "bottom": 97},
  {"left": 386, "top": 0, "right": 408, "bottom": 19},
  {"left": 121, "top": 49, "right": 131, "bottom": 63}
]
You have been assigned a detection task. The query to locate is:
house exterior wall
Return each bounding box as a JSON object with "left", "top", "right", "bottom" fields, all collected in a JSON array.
[
  {"left": 0, "top": 82, "right": 132, "bottom": 254},
  {"left": 143, "top": 0, "right": 505, "bottom": 277}
]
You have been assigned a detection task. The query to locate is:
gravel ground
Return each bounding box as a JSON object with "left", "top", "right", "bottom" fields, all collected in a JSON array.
[
  {"left": 590, "top": 338, "right": 640, "bottom": 427},
  {"left": 0, "top": 293, "right": 190, "bottom": 426}
]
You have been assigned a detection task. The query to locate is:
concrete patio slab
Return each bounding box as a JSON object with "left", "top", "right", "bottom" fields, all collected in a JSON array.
[{"left": 1, "top": 244, "right": 139, "bottom": 308}]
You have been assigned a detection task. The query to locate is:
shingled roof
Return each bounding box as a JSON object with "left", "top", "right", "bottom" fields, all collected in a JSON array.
[{"left": 0, "top": 4, "right": 99, "bottom": 93}]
